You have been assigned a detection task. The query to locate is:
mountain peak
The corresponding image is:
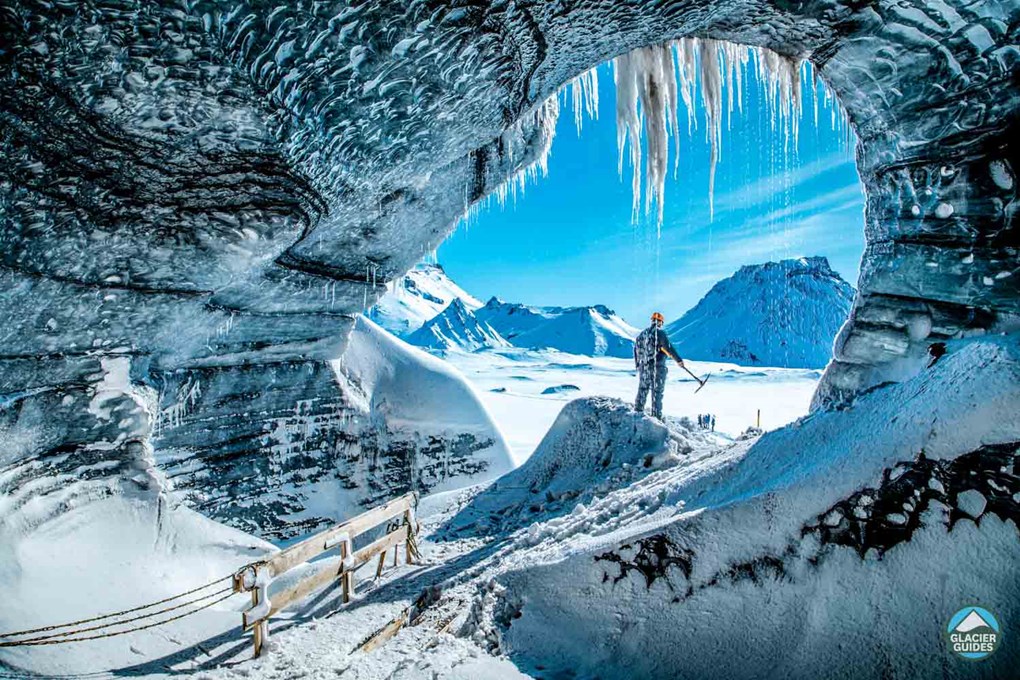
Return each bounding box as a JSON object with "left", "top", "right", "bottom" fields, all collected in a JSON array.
[
  {"left": 406, "top": 297, "right": 509, "bottom": 352},
  {"left": 368, "top": 263, "right": 481, "bottom": 336},
  {"left": 666, "top": 257, "right": 854, "bottom": 369}
]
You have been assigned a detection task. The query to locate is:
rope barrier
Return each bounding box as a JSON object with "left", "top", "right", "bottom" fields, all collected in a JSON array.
[
  {"left": 0, "top": 570, "right": 240, "bottom": 641},
  {"left": 0, "top": 587, "right": 234, "bottom": 647},
  {"left": 0, "top": 591, "right": 238, "bottom": 647}
]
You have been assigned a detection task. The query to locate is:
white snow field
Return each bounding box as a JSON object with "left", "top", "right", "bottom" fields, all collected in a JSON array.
[{"left": 441, "top": 347, "right": 820, "bottom": 465}]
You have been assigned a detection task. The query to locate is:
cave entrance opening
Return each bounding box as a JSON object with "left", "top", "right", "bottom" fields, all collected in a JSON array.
[{"left": 418, "top": 40, "right": 866, "bottom": 455}]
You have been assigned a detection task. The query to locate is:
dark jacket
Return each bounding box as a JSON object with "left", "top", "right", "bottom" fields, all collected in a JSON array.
[{"left": 634, "top": 324, "right": 680, "bottom": 370}]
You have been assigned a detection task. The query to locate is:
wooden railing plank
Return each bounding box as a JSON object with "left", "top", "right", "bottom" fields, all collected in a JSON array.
[
  {"left": 264, "top": 493, "right": 414, "bottom": 578},
  {"left": 240, "top": 492, "right": 418, "bottom": 657},
  {"left": 261, "top": 560, "right": 342, "bottom": 623}
]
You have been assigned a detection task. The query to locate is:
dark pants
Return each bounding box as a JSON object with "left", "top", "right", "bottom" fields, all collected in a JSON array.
[{"left": 635, "top": 362, "right": 668, "bottom": 419}]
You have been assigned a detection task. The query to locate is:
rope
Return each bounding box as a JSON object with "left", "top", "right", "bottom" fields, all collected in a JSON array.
[
  {"left": 0, "top": 587, "right": 234, "bottom": 646},
  {"left": 0, "top": 591, "right": 237, "bottom": 647},
  {"left": 0, "top": 571, "right": 238, "bottom": 639}
]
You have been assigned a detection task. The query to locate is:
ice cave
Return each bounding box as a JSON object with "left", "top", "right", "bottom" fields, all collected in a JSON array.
[{"left": 0, "top": 1, "right": 1017, "bottom": 678}]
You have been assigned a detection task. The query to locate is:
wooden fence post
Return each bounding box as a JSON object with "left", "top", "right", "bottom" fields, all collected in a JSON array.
[
  {"left": 404, "top": 509, "right": 416, "bottom": 565},
  {"left": 341, "top": 539, "right": 355, "bottom": 603},
  {"left": 251, "top": 589, "right": 264, "bottom": 658}
]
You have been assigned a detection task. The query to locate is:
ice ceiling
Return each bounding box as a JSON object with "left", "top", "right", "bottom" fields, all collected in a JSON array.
[{"left": 0, "top": 1, "right": 1016, "bottom": 476}]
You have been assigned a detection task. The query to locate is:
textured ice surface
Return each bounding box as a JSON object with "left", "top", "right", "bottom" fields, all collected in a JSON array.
[{"left": 0, "top": 0, "right": 1017, "bottom": 597}]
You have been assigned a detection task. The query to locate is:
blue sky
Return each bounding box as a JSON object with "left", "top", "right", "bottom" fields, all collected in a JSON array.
[{"left": 437, "top": 61, "right": 865, "bottom": 325}]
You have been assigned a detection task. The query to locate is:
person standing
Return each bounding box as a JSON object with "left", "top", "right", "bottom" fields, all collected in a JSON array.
[{"left": 633, "top": 312, "right": 684, "bottom": 420}]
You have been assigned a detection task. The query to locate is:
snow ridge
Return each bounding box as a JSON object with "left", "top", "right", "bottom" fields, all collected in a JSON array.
[
  {"left": 369, "top": 263, "right": 481, "bottom": 336},
  {"left": 477, "top": 299, "right": 638, "bottom": 358}
]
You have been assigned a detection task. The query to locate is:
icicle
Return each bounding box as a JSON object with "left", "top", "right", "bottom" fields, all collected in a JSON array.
[
  {"left": 613, "top": 44, "right": 676, "bottom": 226},
  {"left": 569, "top": 66, "right": 599, "bottom": 136},
  {"left": 698, "top": 39, "right": 723, "bottom": 222},
  {"left": 675, "top": 38, "right": 698, "bottom": 135},
  {"left": 613, "top": 50, "right": 643, "bottom": 219}
]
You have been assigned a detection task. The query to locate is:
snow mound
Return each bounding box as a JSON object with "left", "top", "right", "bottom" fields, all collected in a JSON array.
[
  {"left": 404, "top": 298, "right": 510, "bottom": 352},
  {"left": 666, "top": 257, "right": 854, "bottom": 368},
  {"left": 369, "top": 263, "right": 481, "bottom": 336},
  {"left": 540, "top": 384, "right": 580, "bottom": 395},
  {"left": 491, "top": 335, "right": 1020, "bottom": 679},
  {"left": 339, "top": 316, "right": 513, "bottom": 480},
  {"left": 441, "top": 397, "right": 688, "bottom": 537}
]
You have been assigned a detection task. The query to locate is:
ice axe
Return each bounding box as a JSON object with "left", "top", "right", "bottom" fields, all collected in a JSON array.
[{"left": 660, "top": 347, "right": 710, "bottom": 393}]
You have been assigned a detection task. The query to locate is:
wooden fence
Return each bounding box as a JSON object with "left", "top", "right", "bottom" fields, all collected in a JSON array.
[{"left": 232, "top": 492, "right": 420, "bottom": 657}]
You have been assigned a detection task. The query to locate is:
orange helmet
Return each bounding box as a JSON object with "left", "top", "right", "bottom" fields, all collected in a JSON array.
[{"left": 651, "top": 312, "right": 665, "bottom": 324}]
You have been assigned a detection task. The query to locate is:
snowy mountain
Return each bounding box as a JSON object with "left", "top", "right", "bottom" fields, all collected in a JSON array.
[
  {"left": 510, "top": 305, "right": 638, "bottom": 358},
  {"left": 368, "top": 263, "right": 482, "bottom": 336},
  {"left": 477, "top": 298, "right": 639, "bottom": 358},
  {"left": 474, "top": 297, "right": 556, "bottom": 340},
  {"left": 405, "top": 298, "right": 510, "bottom": 352},
  {"left": 666, "top": 257, "right": 854, "bottom": 369},
  {"left": 373, "top": 273, "right": 641, "bottom": 357}
]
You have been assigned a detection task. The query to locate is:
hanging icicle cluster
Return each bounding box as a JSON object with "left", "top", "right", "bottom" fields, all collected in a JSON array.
[
  {"left": 570, "top": 67, "right": 600, "bottom": 136},
  {"left": 612, "top": 39, "right": 816, "bottom": 225},
  {"left": 470, "top": 38, "right": 847, "bottom": 233},
  {"left": 488, "top": 93, "right": 560, "bottom": 211}
]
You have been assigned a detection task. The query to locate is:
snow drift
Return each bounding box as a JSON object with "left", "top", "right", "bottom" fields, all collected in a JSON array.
[
  {"left": 441, "top": 397, "right": 715, "bottom": 538},
  {"left": 0, "top": 496, "right": 274, "bottom": 677},
  {"left": 487, "top": 335, "right": 1020, "bottom": 679},
  {"left": 667, "top": 257, "right": 854, "bottom": 368}
]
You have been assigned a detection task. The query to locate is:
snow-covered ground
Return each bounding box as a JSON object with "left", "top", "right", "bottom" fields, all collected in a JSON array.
[
  {"left": 2, "top": 335, "right": 1016, "bottom": 679},
  {"left": 179, "top": 334, "right": 1017, "bottom": 680},
  {"left": 441, "top": 347, "right": 820, "bottom": 464}
]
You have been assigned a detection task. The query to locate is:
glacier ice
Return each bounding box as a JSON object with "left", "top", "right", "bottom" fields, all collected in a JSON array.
[{"left": 0, "top": 4, "right": 1017, "bottom": 672}]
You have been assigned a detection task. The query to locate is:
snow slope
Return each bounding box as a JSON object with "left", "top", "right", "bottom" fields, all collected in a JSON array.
[
  {"left": 477, "top": 299, "right": 639, "bottom": 358},
  {"left": 368, "top": 263, "right": 482, "bottom": 336},
  {"left": 404, "top": 299, "right": 510, "bottom": 352},
  {"left": 0, "top": 496, "right": 274, "bottom": 677},
  {"left": 666, "top": 257, "right": 854, "bottom": 368},
  {"left": 494, "top": 334, "right": 1020, "bottom": 679}
]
